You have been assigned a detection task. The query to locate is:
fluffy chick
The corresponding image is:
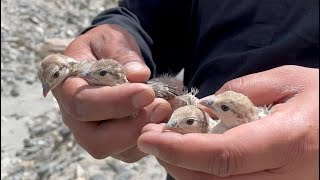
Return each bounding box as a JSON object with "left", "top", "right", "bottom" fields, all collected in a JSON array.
[
  {"left": 38, "top": 54, "right": 78, "bottom": 97},
  {"left": 76, "top": 59, "right": 129, "bottom": 86},
  {"left": 163, "top": 91, "right": 271, "bottom": 134},
  {"left": 199, "top": 91, "right": 271, "bottom": 129},
  {"left": 38, "top": 54, "right": 184, "bottom": 100},
  {"left": 162, "top": 105, "right": 219, "bottom": 134},
  {"left": 77, "top": 60, "right": 184, "bottom": 100},
  {"left": 169, "top": 88, "right": 200, "bottom": 109}
]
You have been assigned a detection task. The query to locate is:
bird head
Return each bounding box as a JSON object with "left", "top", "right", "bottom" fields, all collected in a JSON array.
[
  {"left": 38, "top": 54, "right": 77, "bottom": 97},
  {"left": 162, "top": 105, "right": 210, "bottom": 134},
  {"left": 76, "top": 59, "right": 128, "bottom": 86},
  {"left": 199, "top": 91, "right": 258, "bottom": 127}
]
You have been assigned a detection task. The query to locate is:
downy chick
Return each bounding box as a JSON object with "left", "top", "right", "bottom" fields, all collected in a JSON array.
[
  {"left": 162, "top": 105, "right": 219, "bottom": 134},
  {"left": 38, "top": 54, "right": 184, "bottom": 100},
  {"left": 75, "top": 59, "right": 129, "bottom": 86},
  {"left": 199, "top": 91, "right": 271, "bottom": 129},
  {"left": 38, "top": 54, "right": 78, "bottom": 97},
  {"left": 77, "top": 59, "right": 184, "bottom": 100},
  {"left": 163, "top": 91, "right": 271, "bottom": 134},
  {"left": 168, "top": 88, "right": 200, "bottom": 111}
]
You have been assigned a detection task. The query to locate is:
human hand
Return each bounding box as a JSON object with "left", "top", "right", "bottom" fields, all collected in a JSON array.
[
  {"left": 138, "top": 65, "right": 319, "bottom": 179},
  {"left": 52, "top": 24, "right": 172, "bottom": 162}
]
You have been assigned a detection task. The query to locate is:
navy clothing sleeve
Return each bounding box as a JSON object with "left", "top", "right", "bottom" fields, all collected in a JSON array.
[
  {"left": 83, "top": 0, "right": 319, "bottom": 97},
  {"left": 83, "top": 1, "right": 192, "bottom": 77}
]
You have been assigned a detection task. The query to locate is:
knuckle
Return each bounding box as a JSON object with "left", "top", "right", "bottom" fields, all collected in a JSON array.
[
  {"left": 111, "top": 48, "right": 142, "bottom": 63},
  {"left": 77, "top": 136, "right": 111, "bottom": 160},
  {"left": 86, "top": 147, "right": 109, "bottom": 159},
  {"left": 67, "top": 93, "right": 88, "bottom": 121},
  {"left": 113, "top": 154, "right": 143, "bottom": 163},
  {"left": 209, "top": 148, "right": 238, "bottom": 177},
  {"left": 222, "top": 77, "right": 245, "bottom": 93},
  {"left": 70, "top": 128, "right": 113, "bottom": 160},
  {"left": 161, "top": 138, "right": 184, "bottom": 167},
  {"left": 90, "top": 32, "right": 113, "bottom": 56},
  {"left": 279, "top": 65, "right": 297, "bottom": 71}
]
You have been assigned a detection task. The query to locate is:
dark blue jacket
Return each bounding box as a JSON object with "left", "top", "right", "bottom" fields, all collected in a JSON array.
[{"left": 84, "top": 0, "right": 319, "bottom": 97}]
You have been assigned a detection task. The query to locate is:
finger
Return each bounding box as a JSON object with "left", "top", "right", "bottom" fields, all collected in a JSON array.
[
  {"left": 60, "top": 98, "right": 170, "bottom": 159},
  {"left": 216, "top": 65, "right": 315, "bottom": 105},
  {"left": 112, "top": 146, "right": 147, "bottom": 163},
  {"left": 158, "top": 160, "right": 298, "bottom": 180},
  {"left": 142, "top": 123, "right": 167, "bottom": 134},
  {"left": 147, "top": 98, "right": 172, "bottom": 123},
  {"left": 63, "top": 35, "right": 98, "bottom": 61},
  {"left": 54, "top": 77, "right": 155, "bottom": 121},
  {"left": 138, "top": 110, "right": 305, "bottom": 177},
  {"left": 85, "top": 24, "right": 151, "bottom": 82},
  {"left": 159, "top": 160, "right": 214, "bottom": 180}
]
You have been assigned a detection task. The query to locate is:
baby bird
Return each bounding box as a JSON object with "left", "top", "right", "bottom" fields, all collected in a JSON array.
[
  {"left": 163, "top": 91, "right": 271, "bottom": 134},
  {"left": 38, "top": 54, "right": 184, "bottom": 100},
  {"left": 75, "top": 59, "right": 129, "bottom": 86},
  {"left": 38, "top": 54, "right": 78, "bottom": 97},
  {"left": 78, "top": 60, "right": 184, "bottom": 100},
  {"left": 200, "top": 91, "right": 271, "bottom": 129},
  {"left": 168, "top": 88, "right": 200, "bottom": 110},
  {"left": 162, "top": 105, "right": 219, "bottom": 134}
]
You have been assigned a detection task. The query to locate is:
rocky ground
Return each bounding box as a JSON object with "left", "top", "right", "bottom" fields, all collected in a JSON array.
[{"left": 1, "top": 0, "right": 167, "bottom": 179}]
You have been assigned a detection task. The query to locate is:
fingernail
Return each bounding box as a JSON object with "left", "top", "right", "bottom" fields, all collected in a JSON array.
[
  {"left": 124, "top": 61, "right": 146, "bottom": 72},
  {"left": 132, "top": 90, "right": 153, "bottom": 108},
  {"left": 150, "top": 104, "right": 168, "bottom": 123},
  {"left": 139, "top": 143, "right": 159, "bottom": 156}
]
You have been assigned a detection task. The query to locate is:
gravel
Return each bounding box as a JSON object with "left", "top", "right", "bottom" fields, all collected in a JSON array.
[{"left": 1, "top": 0, "right": 167, "bottom": 179}]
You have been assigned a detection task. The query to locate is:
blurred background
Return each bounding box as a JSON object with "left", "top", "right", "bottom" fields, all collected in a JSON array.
[{"left": 1, "top": 0, "right": 167, "bottom": 179}]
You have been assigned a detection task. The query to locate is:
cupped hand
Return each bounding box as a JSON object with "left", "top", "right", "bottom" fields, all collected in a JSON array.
[
  {"left": 138, "top": 65, "right": 319, "bottom": 179},
  {"left": 52, "top": 24, "right": 172, "bottom": 162}
]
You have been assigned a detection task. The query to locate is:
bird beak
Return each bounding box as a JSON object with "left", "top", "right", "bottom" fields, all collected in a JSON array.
[
  {"left": 42, "top": 83, "right": 51, "bottom": 97},
  {"left": 198, "top": 96, "right": 219, "bottom": 118},
  {"left": 162, "top": 120, "right": 178, "bottom": 132},
  {"left": 199, "top": 98, "right": 214, "bottom": 107}
]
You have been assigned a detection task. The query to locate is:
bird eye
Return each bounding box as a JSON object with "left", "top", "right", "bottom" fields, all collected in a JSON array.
[
  {"left": 186, "top": 118, "right": 195, "bottom": 125},
  {"left": 99, "top": 70, "right": 108, "bottom": 76},
  {"left": 221, "top": 104, "right": 230, "bottom": 111},
  {"left": 53, "top": 71, "right": 59, "bottom": 78}
]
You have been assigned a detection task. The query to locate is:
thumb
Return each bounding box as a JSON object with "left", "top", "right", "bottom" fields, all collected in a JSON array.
[
  {"left": 84, "top": 24, "right": 151, "bottom": 83},
  {"left": 216, "top": 65, "right": 313, "bottom": 105}
]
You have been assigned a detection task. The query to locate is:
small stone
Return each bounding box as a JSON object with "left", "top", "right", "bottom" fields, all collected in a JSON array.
[
  {"left": 10, "top": 88, "right": 20, "bottom": 97},
  {"left": 23, "top": 139, "right": 32, "bottom": 147},
  {"left": 30, "top": 17, "right": 40, "bottom": 24},
  {"left": 19, "top": 160, "right": 34, "bottom": 168},
  {"left": 75, "top": 165, "right": 87, "bottom": 179},
  {"left": 89, "top": 174, "right": 107, "bottom": 180}
]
